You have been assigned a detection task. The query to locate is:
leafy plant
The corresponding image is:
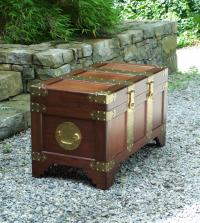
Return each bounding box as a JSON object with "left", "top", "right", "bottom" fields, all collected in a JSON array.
[
  {"left": 116, "top": 0, "right": 200, "bottom": 48},
  {"left": 3, "top": 143, "right": 12, "bottom": 154},
  {"left": 59, "top": 0, "right": 120, "bottom": 37},
  {"left": 0, "top": 0, "right": 120, "bottom": 43},
  {"left": 0, "top": 0, "right": 72, "bottom": 44}
]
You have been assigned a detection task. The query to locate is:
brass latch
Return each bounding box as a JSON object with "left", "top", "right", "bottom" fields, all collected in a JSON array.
[
  {"left": 128, "top": 90, "right": 134, "bottom": 109},
  {"left": 147, "top": 81, "right": 154, "bottom": 98},
  {"left": 31, "top": 103, "right": 46, "bottom": 113}
]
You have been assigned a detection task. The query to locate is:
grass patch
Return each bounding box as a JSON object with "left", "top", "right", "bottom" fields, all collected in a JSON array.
[
  {"left": 3, "top": 143, "right": 12, "bottom": 154},
  {"left": 169, "top": 67, "right": 200, "bottom": 91},
  {"left": 20, "top": 160, "right": 29, "bottom": 167},
  {"left": 177, "top": 31, "right": 200, "bottom": 48}
]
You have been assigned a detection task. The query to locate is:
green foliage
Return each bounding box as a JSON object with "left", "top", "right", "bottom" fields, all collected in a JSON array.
[
  {"left": 58, "top": 0, "right": 120, "bottom": 37},
  {"left": 0, "top": 0, "right": 72, "bottom": 44},
  {"left": 3, "top": 143, "right": 12, "bottom": 154},
  {"left": 117, "top": 0, "right": 200, "bottom": 47},
  {"left": 0, "top": 0, "right": 119, "bottom": 44}
]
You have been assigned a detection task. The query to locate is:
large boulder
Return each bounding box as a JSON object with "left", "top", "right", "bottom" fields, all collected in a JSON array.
[
  {"left": 0, "top": 71, "right": 23, "bottom": 101},
  {"left": 0, "top": 94, "right": 30, "bottom": 140}
]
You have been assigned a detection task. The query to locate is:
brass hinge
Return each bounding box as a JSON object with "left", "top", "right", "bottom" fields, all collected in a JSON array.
[
  {"left": 89, "top": 92, "right": 117, "bottom": 104},
  {"left": 31, "top": 103, "right": 46, "bottom": 113},
  {"left": 32, "top": 152, "right": 47, "bottom": 162},
  {"left": 90, "top": 110, "right": 116, "bottom": 121},
  {"left": 30, "top": 83, "right": 48, "bottom": 97},
  {"left": 90, "top": 160, "right": 115, "bottom": 172}
]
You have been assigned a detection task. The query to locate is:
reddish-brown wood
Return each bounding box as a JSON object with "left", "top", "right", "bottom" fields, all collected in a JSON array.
[{"left": 31, "top": 62, "right": 168, "bottom": 189}]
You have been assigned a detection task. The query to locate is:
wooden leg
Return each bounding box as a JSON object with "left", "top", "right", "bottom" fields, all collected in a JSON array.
[
  {"left": 86, "top": 166, "right": 119, "bottom": 190},
  {"left": 32, "top": 161, "right": 50, "bottom": 178},
  {"left": 155, "top": 132, "right": 166, "bottom": 147}
]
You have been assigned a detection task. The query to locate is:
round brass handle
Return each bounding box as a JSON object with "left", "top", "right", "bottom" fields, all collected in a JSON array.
[
  {"left": 60, "top": 133, "right": 81, "bottom": 146},
  {"left": 55, "top": 122, "right": 82, "bottom": 151}
]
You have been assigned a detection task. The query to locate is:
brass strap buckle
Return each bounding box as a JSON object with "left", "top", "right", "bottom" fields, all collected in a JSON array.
[
  {"left": 128, "top": 90, "right": 135, "bottom": 109},
  {"left": 147, "top": 81, "right": 154, "bottom": 98}
]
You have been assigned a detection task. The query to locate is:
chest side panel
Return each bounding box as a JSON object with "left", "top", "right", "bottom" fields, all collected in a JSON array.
[{"left": 42, "top": 115, "right": 96, "bottom": 158}]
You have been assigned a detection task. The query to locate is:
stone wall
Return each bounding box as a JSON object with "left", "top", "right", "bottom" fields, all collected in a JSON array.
[
  {"left": 0, "top": 20, "right": 177, "bottom": 101},
  {"left": 0, "top": 20, "right": 177, "bottom": 139}
]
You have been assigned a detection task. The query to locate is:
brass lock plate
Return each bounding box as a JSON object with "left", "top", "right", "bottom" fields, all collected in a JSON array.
[{"left": 55, "top": 122, "right": 82, "bottom": 151}]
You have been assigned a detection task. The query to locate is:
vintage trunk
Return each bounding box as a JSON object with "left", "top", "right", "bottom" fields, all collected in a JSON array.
[{"left": 31, "top": 62, "right": 168, "bottom": 189}]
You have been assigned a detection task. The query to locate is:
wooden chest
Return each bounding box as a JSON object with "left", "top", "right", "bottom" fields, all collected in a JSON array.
[{"left": 31, "top": 62, "right": 168, "bottom": 189}]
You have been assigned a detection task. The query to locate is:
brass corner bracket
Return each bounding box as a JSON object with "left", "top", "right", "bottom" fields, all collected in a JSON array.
[
  {"left": 90, "top": 160, "right": 115, "bottom": 173},
  {"left": 90, "top": 110, "right": 116, "bottom": 121},
  {"left": 32, "top": 152, "right": 47, "bottom": 162},
  {"left": 89, "top": 92, "right": 117, "bottom": 105},
  {"left": 30, "top": 83, "right": 48, "bottom": 97},
  {"left": 127, "top": 142, "right": 134, "bottom": 153},
  {"left": 31, "top": 103, "right": 46, "bottom": 113}
]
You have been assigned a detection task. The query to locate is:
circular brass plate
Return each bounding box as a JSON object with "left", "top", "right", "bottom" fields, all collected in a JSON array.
[{"left": 55, "top": 122, "right": 82, "bottom": 151}]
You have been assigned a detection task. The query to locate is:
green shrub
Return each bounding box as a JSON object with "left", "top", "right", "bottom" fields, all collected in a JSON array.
[
  {"left": 0, "top": 0, "right": 119, "bottom": 44},
  {"left": 57, "top": 0, "right": 120, "bottom": 37},
  {"left": 0, "top": 0, "right": 72, "bottom": 44},
  {"left": 116, "top": 0, "right": 200, "bottom": 47}
]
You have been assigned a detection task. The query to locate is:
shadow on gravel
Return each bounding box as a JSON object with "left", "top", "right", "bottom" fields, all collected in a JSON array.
[{"left": 43, "top": 140, "right": 159, "bottom": 188}]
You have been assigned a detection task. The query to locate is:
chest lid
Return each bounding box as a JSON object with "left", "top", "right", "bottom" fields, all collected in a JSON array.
[
  {"left": 31, "top": 67, "right": 147, "bottom": 106},
  {"left": 92, "top": 62, "right": 168, "bottom": 85},
  {"left": 93, "top": 62, "right": 161, "bottom": 74}
]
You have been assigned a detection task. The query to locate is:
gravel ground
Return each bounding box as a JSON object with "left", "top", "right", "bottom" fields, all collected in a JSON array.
[{"left": 1, "top": 48, "right": 200, "bottom": 223}]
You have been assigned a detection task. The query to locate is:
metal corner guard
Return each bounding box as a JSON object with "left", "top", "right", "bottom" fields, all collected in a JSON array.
[
  {"left": 31, "top": 103, "right": 46, "bottom": 113},
  {"left": 89, "top": 92, "right": 117, "bottom": 104},
  {"left": 90, "top": 160, "right": 116, "bottom": 172},
  {"left": 30, "top": 83, "right": 48, "bottom": 97},
  {"left": 32, "top": 152, "right": 47, "bottom": 162},
  {"left": 90, "top": 110, "right": 116, "bottom": 121}
]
